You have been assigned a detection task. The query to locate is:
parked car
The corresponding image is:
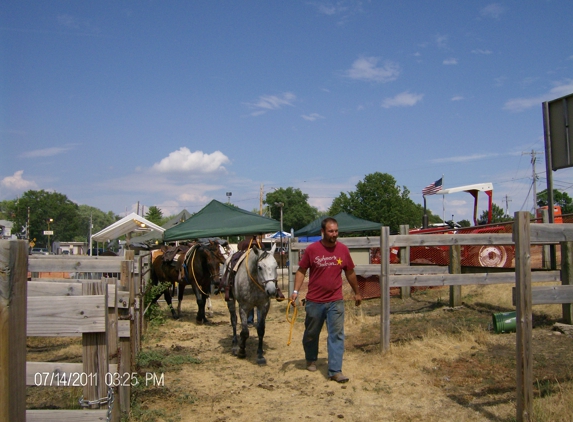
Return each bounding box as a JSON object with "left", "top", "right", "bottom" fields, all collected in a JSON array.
[{"left": 30, "top": 247, "right": 49, "bottom": 255}]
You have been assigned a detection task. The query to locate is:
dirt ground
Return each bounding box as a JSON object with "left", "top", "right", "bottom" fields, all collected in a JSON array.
[{"left": 27, "top": 278, "right": 573, "bottom": 422}]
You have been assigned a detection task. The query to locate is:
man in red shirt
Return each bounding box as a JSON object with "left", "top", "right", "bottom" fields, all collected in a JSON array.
[{"left": 291, "top": 217, "right": 362, "bottom": 383}]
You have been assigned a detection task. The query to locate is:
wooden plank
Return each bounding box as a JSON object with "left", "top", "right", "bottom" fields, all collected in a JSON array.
[
  {"left": 529, "top": 223, "right": 573, "bottom": 243},
  {"left": 514, "top": 211, "right": 533, "bottom": 421},
  {"left": 118, "top": 320, "right": 131, "bottom": 338},
  {"left": 82, "top": 281, "right": 109, "bottom": 410},
  {"left": 380, "top": 227, "right": 390, "bottom": 353},
  {"left": 26, "top": 362, "right": 118, "bottom": 386},
  {"left": 0, "top": 239, "right": 28, "bottom": 422},
  {"left": 389, "top": 233, "right": 514, "bottom": 247},
  {"left": 26, "top": 409, "right": 108, "bottom": 421},
  {"left": 562, "top": 241, "right": 573, "bottom": 324},
  {"left": 449, "top": 245, "right": 462, "bottom": 307},
  {"left": 27, "top": 281, "right": 83, "bottom": 296},
  {"left": 531, "top": 285, "right": 573, "bottom": 305},
  {"left": 293, "top": 264, "right": 449, "bottom": 277},
  {"left": 27, "top": 296, "right": 106, "bottom": 336},
  {"left": 389, "top": 270, "right": 559, "bottom": 287},
  {"left": 28, "top": 256, "right": 123, "bottom": 273},
  {"left": 399, "top": 225, "right": 411, "bottom": 299}
]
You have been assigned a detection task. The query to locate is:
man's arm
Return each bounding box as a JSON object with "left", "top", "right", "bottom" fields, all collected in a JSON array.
[
  {"left": 290, "top": 267, "right": 307, "bottom": 303},
  {"left": 344, "top": 268, "right": 362, "bottom": 306}
]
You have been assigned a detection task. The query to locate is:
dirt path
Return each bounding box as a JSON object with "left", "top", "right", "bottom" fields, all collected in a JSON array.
[{"left": 136, "top": 292, "right": 498, "bottom": 422}]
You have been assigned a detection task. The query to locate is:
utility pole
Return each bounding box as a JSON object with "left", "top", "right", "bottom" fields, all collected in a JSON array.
[
  {"left": 260, "top": 184, "right": 264, "bottom": 215},
  {"left": 504, "top": 195, "right": 512, "bottom": 216},
  {"left": 522, "top": 150, "right": 542, "bottom": 214}
]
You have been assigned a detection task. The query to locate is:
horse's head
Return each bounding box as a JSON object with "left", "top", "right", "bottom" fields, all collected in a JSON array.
[
  {"left": 251, "top": 246, "right": 278, "bottom": 297},
  {"left": 201, "top": 240, "right": 227, "bottom": 281}
]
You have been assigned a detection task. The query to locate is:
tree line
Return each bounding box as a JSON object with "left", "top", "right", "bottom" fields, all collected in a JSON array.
[{"left": 2, "top": 172, "right": 569, "bottom": 248}]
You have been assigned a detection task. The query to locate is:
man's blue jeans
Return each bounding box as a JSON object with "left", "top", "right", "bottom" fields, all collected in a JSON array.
[{"left": 302, "top": 299, "right": 345, "bottom": 377}]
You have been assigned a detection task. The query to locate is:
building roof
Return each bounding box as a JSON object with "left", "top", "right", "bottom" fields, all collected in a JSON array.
[{"left": 91, "top": 212, "right": 165, "bottom": 242}]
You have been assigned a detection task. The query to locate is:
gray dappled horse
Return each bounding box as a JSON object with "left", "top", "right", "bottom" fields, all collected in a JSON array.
[
  {"left": 225, "top": 244, "right": 278, "bottom": 365},
  {"left": 150, "top": 241, "right": 225, "bottom": 322}
]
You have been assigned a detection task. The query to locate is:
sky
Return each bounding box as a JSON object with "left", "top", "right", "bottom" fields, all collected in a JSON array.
[{"left": 2, "top": 1, "right": 573, "bottom": 227}]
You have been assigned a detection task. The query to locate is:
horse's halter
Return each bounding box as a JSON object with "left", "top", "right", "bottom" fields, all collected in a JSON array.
[{"left": 245, "top": 248, "right": 278, "bottom": 293}]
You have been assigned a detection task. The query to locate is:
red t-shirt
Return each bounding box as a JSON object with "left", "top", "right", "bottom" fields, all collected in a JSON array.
[{"left": 298, "top": 241, "right": 355, "bottom": 303}]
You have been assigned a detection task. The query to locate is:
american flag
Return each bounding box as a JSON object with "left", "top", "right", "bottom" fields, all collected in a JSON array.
[{"left": 422, "top": 177, "right": 443, "bottom": 196}]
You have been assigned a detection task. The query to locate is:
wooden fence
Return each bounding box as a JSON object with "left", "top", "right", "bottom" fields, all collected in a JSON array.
[
  {"left": 0, "top": 242, "right": 146, "bottom": 422},
  {"left": 288, "top": 213, "right": 573, "bottom": 422}
]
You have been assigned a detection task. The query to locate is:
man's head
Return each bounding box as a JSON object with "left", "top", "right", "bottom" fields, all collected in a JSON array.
[{"left": 321, "top": 217, "right": 339, "bottom": 245}]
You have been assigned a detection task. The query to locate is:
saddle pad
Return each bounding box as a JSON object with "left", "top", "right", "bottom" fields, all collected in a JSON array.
[{"left": 232, "top": 251, "right": 248, "bottom": 272}]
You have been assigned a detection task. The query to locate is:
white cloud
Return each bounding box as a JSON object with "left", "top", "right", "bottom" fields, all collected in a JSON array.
[
  {"left": 431, "top": 153, "right": 499, "bottom": 164},
  {"left": 472, "top": 49, "right": 493, "bottom": 55},
  {"left": 504, "top": 80, "right": 573, "bottom": 112},
  {"left": 381, "top": 91, "right": 423, "bottom": 108},
  {"left": 1, "top": 170, "right": 38, "bottom": 191},
  {"left": 451, "top": 96, "right": 464, "bottom": 101},
  {"left": 345, "top": 57, "right": 400, "bottom": 83},
  {"left": 245, "top": 92, "right": 296, "bottom": 116},
  {"left": 443, "top": 58, "right": 458, "bottom": 65},
  {"left": 151, "top": 147, "right": 230, "bottom": 174},
  {"left": 480, "top": 3, "right": 505, "bottom": 19},
  {"left": 435, "top": 34, "right": 448, "bottom": 49},
  {"left": 301, "top": 113, "right": 325, "bottom": 121},
  {"left": 19, "top": 145, "right": 75, "bottom": 158}
]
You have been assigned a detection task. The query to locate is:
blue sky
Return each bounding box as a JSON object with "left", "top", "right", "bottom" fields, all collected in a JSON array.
[{"left": 2, "top": 1, "right": 573, "bottom": 226}]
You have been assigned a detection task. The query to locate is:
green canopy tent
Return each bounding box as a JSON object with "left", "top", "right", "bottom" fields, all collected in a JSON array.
[
  {"left": 294, "top": 212, "right": 381, "bottom": 237},
  {"left": 163, "top": 199, "right": 280, "bottom": 241}
]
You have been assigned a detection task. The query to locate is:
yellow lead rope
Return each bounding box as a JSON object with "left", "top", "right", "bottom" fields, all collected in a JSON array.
[{"left": 286, "top": 300, "right": 298, "bottom": 346}]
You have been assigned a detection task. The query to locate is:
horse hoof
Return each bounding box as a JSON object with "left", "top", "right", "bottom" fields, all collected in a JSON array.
[
  {"left": 172, "top": 315, "right": 180, "bottom": 320},
  {"left": 237, "top": 351, "right": 246, "bottom": 359},
  {"left": 231, "top": 347, "right": 238, "bottom": 356},
  {"left": 257, "top": 357, "right": 267, "bottom": 365}
]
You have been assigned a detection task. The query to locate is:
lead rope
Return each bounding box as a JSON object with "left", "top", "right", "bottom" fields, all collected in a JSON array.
[
  {"left": 245, "top": 248, "right": 265, "bottom": 293},
  {"left": 286, "top": 300, "right": 298, "bottom": 346},
  {"left": 189, "top": 247, "right": 209, "bottom": 296}
]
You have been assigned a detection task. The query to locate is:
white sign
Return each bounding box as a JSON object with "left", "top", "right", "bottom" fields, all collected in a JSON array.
[{"left": 43, "top": 230, "right": 54, "bottom": 235}]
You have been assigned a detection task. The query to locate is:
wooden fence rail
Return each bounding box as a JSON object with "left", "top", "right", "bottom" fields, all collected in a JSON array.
[{"left": 0, "top": 242, "right": 142, "bottom": 422}]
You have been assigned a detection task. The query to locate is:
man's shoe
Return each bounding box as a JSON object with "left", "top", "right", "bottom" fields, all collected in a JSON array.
[
  {"left": 306, "top": 361, "right": 317, "bottom": 372},
  {"left": 329, "top": 373, "right": 349, "bottom": 383}
]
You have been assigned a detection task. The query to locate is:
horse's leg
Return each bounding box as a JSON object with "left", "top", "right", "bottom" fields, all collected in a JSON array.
[
  {"left": 196, "top": 293, "right": 209, "bottom": 324},
  {"left": 177, "top": 282, "right": 185, "bottom": 318},
  {"left": 226, "top": 299, "right": 239, "bottom": 356},
  {"left": 255, "top": 302, "right": 270, "bottom": 365},
  {"left": 237, "top": 306, "right": 249, "bottom": 359},
  {"left": 164, "top": 283, "right": 178, "bottom": 319}
]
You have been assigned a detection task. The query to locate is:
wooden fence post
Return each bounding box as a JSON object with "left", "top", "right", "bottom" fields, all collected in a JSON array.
[
  {"left": 449, "top": 245, "right": 462, "bottom": 307},
  {"left": 82, "top": 280, "right": 109, "bottom": 409},
  {"left": 562, "top": 241, "right": 573, "bottom": 324},
  {"left": 399, "top": 225, "right": 411, "bottom": 299},
  {"left": 380, "top": 227, "right": 390, "bottom": 353},
  {"left": 0, "top": 240, "right": 28, "bottom": 422},
  {"left": 514, "top": 211, "right": 533, "bottom": 422}
]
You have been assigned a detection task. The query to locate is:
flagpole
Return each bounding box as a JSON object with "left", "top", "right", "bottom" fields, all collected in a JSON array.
[
  {"left": 423, "top": 196, "right": 428, "bottom": 228},
  {"left": 441, "top": 174, "right": 445, "bottom": 222}
]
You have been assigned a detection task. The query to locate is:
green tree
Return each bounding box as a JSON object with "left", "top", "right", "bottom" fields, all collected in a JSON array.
[
  {"left": 264, "top": 187, "right": 319, "bottom": 232},
  {"left": 458, "top": 219, "right": 471, "bottom": 227},
  {"left": 78, "top": 205, "right": 118, "bottom": 242},
  {"left": 329, "top": 172, "right": 433, "bottom": 232},
  {"left": 537, "top": 189, "right": 573, "bottom": 214},
  {"left": 3, "top": 190, "right": 81, "bottom": 247},
  {"left": 478, "top": 202, "right": 512, "bottom": 224},
  {"left": 145, "top": 206, "right": 163, "bottom": 225}
]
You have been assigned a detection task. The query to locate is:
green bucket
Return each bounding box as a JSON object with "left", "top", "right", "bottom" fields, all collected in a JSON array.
[{"left": 492, "top": 311, "right": 517, "bottom": 333}]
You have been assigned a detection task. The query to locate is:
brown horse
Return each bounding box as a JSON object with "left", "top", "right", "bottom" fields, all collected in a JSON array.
[{"left": 149, "top": 240, "right": 226, "bottom": 321}]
